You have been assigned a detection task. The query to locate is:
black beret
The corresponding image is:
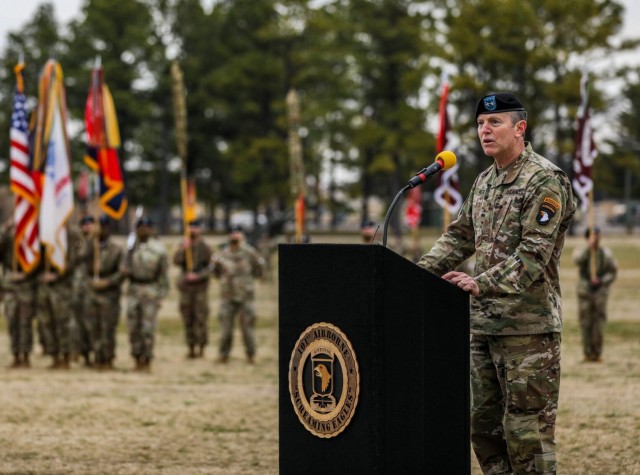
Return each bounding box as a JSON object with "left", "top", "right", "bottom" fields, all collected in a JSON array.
[
  {"left": 98, "top": 215, "right": 110, "bottom": 225},
  {"left": 361, "top": 220, "right": 376, "bottom": 229},
  {"left": 188, "top": 218, "right": 203, "bottom": 227},
  {"left": 136, "top": 217, "right": 153, "bottom": 228},
  {"left": 229, "top": 224, "right": 244, "bottom": 233},
  {"left": 79, "top": 215, "right": 95, "bottom": 225},
  {"left": 476, "top": 92, "right": 525, "bottom": 118},
  {"left": 584, "top": 227, "right": 601, "bottom": 239}
]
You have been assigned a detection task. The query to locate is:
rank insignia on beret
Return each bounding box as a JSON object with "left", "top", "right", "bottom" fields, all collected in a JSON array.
[
  {"left": 537, "top": 197, "right": 561, "bottom": 225},
  {"left": 483, "top": 95, "right": 497, "bottom": 111}
]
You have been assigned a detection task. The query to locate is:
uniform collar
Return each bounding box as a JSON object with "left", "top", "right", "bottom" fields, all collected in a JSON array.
[{"left": 492, "top": 142, "right": 532, "bottom": 186}]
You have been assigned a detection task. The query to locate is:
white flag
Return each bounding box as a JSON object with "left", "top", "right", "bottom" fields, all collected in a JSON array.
[{"left": 39, "top": 102, "right": 74, "bottom": 272}]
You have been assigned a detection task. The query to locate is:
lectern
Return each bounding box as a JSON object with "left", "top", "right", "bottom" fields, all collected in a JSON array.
[{"left": 279, "top": 244, "right": 470, "bottom": 474}]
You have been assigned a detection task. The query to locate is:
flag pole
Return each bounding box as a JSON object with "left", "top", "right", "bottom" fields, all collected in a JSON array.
[
  {"left": 12, "top": 62, "right": 25, "bottom": 273},
  {"left": 92, "top": 57, "right": 102, "bottom": 280},
  {"left": 286, "top": 89, "right": 305, "bottom": 243},
  {"left": 171, "top": 61, "right": 192, "bottom": 271}
]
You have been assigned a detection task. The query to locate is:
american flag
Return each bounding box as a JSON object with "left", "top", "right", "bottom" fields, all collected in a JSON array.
[
  {"left": 10, "top": 71, "right": 40, "bottom": 272},
  {"left": 572, "top": 72, "right": 597, "bottom": 214}
]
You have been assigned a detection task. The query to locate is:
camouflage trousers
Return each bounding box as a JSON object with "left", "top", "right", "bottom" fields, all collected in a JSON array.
[
  {"left": 578, "top": 291, "right": 608, "bottom": 360},
  {"left": 72, "top": 288, "right": 93, "bottom": 356},
  {"left": 126, "top": 293, "right": 159, "bottom": 362},
  {"left": 178, "top": 287, "right": 209, "bottom": 347},
  {"left": 38, "top": 282, "right": 73, "bottom": 356},
  {"left": 470, "top": 333, "right": 561, "bottom": 475},
  {"left": 88, "top": 291, "right": 121, "bottom": 364},
  {"left": 3, "top": 285, "right": 37, "bottom": 354},
  {"left": 218, "top": 299, "right": 256, "bottom": 358}
]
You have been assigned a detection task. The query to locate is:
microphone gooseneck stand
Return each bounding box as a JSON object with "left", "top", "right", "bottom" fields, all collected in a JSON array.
[{"left": 382, "top": 184, "right": 411, "bottom": 247}]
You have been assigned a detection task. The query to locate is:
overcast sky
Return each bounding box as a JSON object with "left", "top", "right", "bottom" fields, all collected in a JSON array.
[{"left": 1, "top": 0, "right": 638, "bottom": 59}]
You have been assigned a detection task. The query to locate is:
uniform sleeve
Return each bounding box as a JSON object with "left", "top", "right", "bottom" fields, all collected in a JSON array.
[
  {"left": 105, "top": 246, "right": 125, "bottom": 288},
  {"left": 474, "top": 171, "right": 574, "bottom": 296},
  {"left": 251, "top": 248, "right": 264, "bottom": 279},
  {"left": 417, "top": 181, "right": 477, "bottom": 276},
  {"left": 572, "top": 246, "right": 589, "bottom": 266},
  {"left": 194, "top": 243, "right": 213, "bottom": 280},
  {"left": 600, "top": 248, "right": 617, "bottom": 287},
  {"left": 157, "top": 249, "right": 169, "bottom": 298},
  {"left": 173, "top": 244, "right": 186, "bottom": 267}
]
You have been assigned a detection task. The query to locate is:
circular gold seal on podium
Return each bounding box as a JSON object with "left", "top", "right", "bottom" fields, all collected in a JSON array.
[{"left": 288, "top": 322, "right": 360, "bottom": 438}]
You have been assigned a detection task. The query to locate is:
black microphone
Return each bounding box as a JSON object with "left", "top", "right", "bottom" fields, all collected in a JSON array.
[{"left": 408, "top": 150, "right": 457, "bottom": 188}]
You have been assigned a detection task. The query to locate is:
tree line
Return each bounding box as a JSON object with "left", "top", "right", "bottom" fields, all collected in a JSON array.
[{"left": 0, "top": 0, "right": 639, "bottom": 234}]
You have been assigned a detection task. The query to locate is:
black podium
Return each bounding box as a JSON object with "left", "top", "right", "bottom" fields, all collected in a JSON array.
[{"left": 279, "top": 244, "right": 470, "bottom": 474}]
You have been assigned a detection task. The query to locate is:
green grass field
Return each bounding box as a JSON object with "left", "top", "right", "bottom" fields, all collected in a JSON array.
[{"left": 0, "top": 232, "right": 638, "bottom": 474}]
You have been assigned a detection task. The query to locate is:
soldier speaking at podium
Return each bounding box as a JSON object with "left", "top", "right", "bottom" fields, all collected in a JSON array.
[{"left": 417, "top": 92, "right": 576, "bottom": 474}]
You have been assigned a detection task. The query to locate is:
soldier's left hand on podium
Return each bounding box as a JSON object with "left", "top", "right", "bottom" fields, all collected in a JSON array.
[{"left": 443, "top": 271, "right": 480, "bottom": 297}]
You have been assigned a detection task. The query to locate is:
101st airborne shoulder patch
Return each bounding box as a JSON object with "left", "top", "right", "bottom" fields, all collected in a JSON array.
[
  {"left": 537, "top": 196, "right": 561, "bottom": 225},
  {"left": 289, "top": 322, "right": 360, "bottom": 438}
]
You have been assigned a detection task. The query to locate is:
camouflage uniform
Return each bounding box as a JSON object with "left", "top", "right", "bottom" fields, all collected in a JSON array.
[
  {"left": 72, "top": 233, "right": 94, "bottom": 364},
  {"left": 37, "top": 226, "right": 83, "bottom": 369},
  {"left": 0, "top": 223, "right": 38, "bottom": 368},
  {"left": 85, "top": 235, "right": 125, "bottom": 368},
  {"left": 418, "top": 143, "right": 576, "bottom": 474},
  {"left": 173, "top": 238, "right": 212, "bottom": 357},
  {"left": 124, "top": 236, "right": 168, "bottom": 369},
  {"left": 572, "top": 243, "right": 617, "bottom": 362},
  {"left": 212, "top": 241, "right": 263, "bottom": 362}
]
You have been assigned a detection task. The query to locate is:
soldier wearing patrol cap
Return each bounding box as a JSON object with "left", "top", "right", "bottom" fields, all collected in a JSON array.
[
  {"left": 85, "top": 215, "right": 126, "bottom": 370},
  {"left": 360, "top": 220, "right": 377, "bottom": 244},
  {"left": 572, "top": 227, "right": 617, "bottom": 363},
  {"left": 122, "top": 216, "right": 168, "bottom": 372},
  {"left": 72, "top": 214, "right": 97, "bottom": 367},
  {"left": 211, "top": 224, "right": 263, "bottom": 364},
  {"left": 173, "top": 217, "right": 213, "bottom": 358},
  {"left": 0, "top": 219, "right": 38, "bottom": 368},
  {"left": 418, "top": 92, "right": 576, "bottom": 474}
]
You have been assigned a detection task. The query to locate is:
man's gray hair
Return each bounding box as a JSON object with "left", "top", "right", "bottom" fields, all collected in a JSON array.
[{"left": 511, "top": 110, "right": 528, "bottom": 124}]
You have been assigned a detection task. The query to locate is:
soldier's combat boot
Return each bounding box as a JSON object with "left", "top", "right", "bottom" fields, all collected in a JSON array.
[
  {"left": 48, "top": 354, "right": 61, "bottom": 369},
  {"left": 60, "top": 353, "right": 71, "bottom": 369},
  {"left": 21, "top": 352, "right": 31, "bottom": 368},
  {"left": 247, "top": 354, "right": 255, "bottom": 365},
  {"left": 8, "top": 353, "right": 21, "bottom": 369},
  {"left": 198, "top": 345, "right": 205, "bottom": 358},
  {"left": 82, "top": 352, "right": 93, "bottom": 368},
  {"left": 134, "top": 357, "right": 143, "bottom": 371},
  {"left": 188, "top": 345, "right": 196, "bottom": 359}
]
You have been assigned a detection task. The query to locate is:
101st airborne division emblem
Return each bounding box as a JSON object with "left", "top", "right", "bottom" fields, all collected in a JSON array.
[{"left": 288, "top": 322, "right": 360, "bottom": 438}]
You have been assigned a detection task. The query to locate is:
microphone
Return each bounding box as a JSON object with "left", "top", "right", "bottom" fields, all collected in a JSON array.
[{"left": 408, "top": 150, "right": 457, "bottom": 188}]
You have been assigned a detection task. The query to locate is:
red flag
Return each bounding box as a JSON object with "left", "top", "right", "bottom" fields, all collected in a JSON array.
[
  {"left": 84, "top": 65, "right": 127, "bottom": 219},
  {"left": 434, "top": 79, "right": 462, "bottom": 215},
  {"left": 10, "top": 63, "right": 40, "bottom": 272},
  {"left": 404, "top": 186, "right": 422, "bottom": 229},
  {"left": 572, "top": 72, "right": 597, "bottom": 214}
]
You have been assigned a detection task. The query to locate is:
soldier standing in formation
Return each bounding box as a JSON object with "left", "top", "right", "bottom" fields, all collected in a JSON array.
[
  {"left": 361, "top": 220, "right": 377, "bottom": 244},
  {"left": 0, "top": 220, "right": 38, "bottom": 368},
  {"left": 85, "top": 215, "right": 125, "bottom": 370},
  {"left": 73, "top": 215, "right": 97, "bottom": 367},
  {"left": 212, "top": 225, "right": 263, "bottom": 364},
  {"left": 418, "top": 93, "right": 575, "bottom": 474},
  {"left": 122, "top": 217, "right": 168, "bottom": 372},
  {"left": 573, "top": 227, "right": 617, "bottom": 363},
  {"left": 173, "top": 218, "right": 212, "bottom": 359},
  {"left": 37, "top": 225, "right": 83, "bottom": 370}
]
